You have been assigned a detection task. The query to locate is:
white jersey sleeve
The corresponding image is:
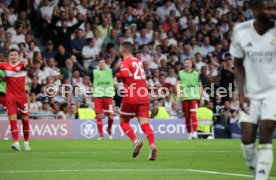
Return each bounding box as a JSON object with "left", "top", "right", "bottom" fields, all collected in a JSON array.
[{"left": 230, "top": 29, "right": 245, "bottom": 58}]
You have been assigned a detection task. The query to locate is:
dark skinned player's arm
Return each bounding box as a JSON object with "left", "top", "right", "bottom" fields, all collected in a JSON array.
[{"left": 234, "top": 58, "right": 245, "bottom": 98}]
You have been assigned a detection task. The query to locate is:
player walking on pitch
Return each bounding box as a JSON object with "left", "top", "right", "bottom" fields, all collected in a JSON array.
[
  {"left": 230, "top": 0, "right": 276, "bottom": 179},
  {"left": 71, "top": 56, "right": 115, "bottom": 140},
  {"left": 0, "top": 49, "right": 32, "bottom": 150},
  {"left": 116, "top": 41, "right": 157, "bottom": 160},
  {"left": 177, "top": 59, "right": 203, "bottom": 140}
]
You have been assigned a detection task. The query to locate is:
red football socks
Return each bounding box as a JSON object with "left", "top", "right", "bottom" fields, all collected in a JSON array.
[
  {"left": 107, "top": 117, "right": 113, "bottom": 133},
  {"left": 120, "top": 122, "right": 137, "bottom": 143},
  {"left": 141, "top": 123, "right": 155, "bottom": 147},
  {"left": 185, "top": 118, "right": 192, "bottom": 133},
  {"left": 10, "top": 120, "right": 19, "bottom": 142},
  {"left": 22, "top": 120, "right": 30, "bottom": 142},
  {"left": 191, "top": 115, "right": 198, "bottom": 132},
  {"left": 96, "top": 118, "right": 104, "bottom": 137}
]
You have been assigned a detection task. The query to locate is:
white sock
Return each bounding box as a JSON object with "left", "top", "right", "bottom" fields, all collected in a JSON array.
[
  {"left": 241, "top": 143, "right": 258, "bottom": 172},
  {"left": 255, "top": 144, "right": 273, "bottom": 180}
]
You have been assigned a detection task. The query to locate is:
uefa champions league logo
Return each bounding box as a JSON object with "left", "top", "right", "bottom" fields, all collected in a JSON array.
[{"left": 80, "top": 121, "right": 97, "bottom": 139}]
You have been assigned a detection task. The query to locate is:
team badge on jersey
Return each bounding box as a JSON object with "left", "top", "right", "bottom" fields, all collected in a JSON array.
[
  {"left": 16, "top": 66, "right": 20, "bottom": 71},
  {"left": 271, "top": 38, "right": 276, "bottom": 47}
]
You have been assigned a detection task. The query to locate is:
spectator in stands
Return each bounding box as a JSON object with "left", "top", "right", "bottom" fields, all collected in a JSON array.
[
  {"left": 60, "top": 58, "right": 75, "bottom": 79},
  {"left": 81, "top": 38, "right": 100, "bottom": 69},
  {"left": 189, "top": 37, "right": 201, "bottom": 56},
  {"left": 10, "top": 24, "right": 25, "bottom": 48},
  {"left": 200, "top": 36, "right": 215, "bottom": 58},
  {"left": 57, "top": 102, "right": 69, "bottom": 120},
  {"left": 242, "top": 1, "right": 254, "bottom": 20},
  {"left": 71, "top": 28, "right": 86, "bottom": 57},
  {"left": 52, "top": 16, "right": 84, "bottom": 52},
  {"left": 165, "top": 68, "right": 177, "bottom": 86},
  {"left": 169, "top": 101, "right": 179, "bottom": 119},
  {"left": 39, "top": 102, "right": 55, "bottom": 119},
  {"left": 213, "top": 94, "right": 225, "bottom": 124},
  {"left": 230, "top": 91, "right": 239, "bottom": 112},
  {"left": 26, "top": 40, "right": 40, "bottom": 58},
  {"left": 42, "top": 40, "right": 57, "bottom": 59},
  {"left": 180, "top": 45, "right": 193, "bottom": 63},
  {"left": 68, "top": 103, "right": 77, "bottom": 120},
  {"left": 55, "top": 44, "right": 71, "bottom": 68},
  {"left": 30, "top": 76, "right": 42, "bottom": 95},
  {"left": 29, "top": 92, "right": 42, "bottom": 112},
  {"left": 43, "top": 57, "right": 60, "bottom": 78},
  {"left": 220, "top": 53, "right": 235, "bottom": 101},
  {"left": 220, "top": 100, "right": 237, "bottom": 138},
  {"left": 135, "top": 28, "right": 151, "bottom": 46},
  {"left": 151, "top": 99, "right": 170, "bottom": 119}
]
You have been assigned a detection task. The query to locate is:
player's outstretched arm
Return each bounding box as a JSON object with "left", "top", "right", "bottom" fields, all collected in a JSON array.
[
  {"left": 71, "top": 55, "right": 91, "bottom": 75},
  {"left": 234, "top": 58, "right": 250, "bottom": 113},
  {"left": 24, "top": 53, "right": 33, "bottom": 69}
]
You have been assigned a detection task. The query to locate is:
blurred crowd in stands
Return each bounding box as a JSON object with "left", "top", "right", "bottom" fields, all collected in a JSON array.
[{"left": 0, "top": 0, "right": 251, "bottom": 126}]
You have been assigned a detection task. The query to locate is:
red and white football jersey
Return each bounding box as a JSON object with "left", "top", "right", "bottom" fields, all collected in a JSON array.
[
  {"left": 116, "top": 56, "right": 149, "bottom": 104},
  {"left": 0, "top": 62, "right": 27, "bottom": 99}
]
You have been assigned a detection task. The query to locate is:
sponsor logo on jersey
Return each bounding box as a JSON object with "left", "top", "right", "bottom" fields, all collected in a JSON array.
[
  {"left": 271, "top": 38, "right": 276, "bottom": 46},
  {"left": 246, "top": 42, "right": 253, "bottom": 47}
]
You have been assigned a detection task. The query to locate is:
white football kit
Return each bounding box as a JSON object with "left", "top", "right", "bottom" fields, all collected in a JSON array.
[{"left": 230, "top": 20, "right": 276, "bottom": 123}]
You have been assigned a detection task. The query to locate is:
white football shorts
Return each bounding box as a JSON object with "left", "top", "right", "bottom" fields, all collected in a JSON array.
[{"left": 239, "top": 94, "right": 276, "bottom": 124}]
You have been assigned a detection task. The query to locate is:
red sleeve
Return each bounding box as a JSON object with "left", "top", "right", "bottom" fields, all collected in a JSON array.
[
  {"left": 0, "top": 62, "right": 6, "bottom": 70},
  {"left": 20, "top": 62, "right": 27, "bottom": 71},
  {"left": 116, "top": 61, "right": 130, "bottom": 78}
]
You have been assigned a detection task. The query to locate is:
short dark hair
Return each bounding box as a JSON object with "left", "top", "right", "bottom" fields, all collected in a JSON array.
[
  {"left": 87, "top": 38, "right": 94, "bottom": 44},
  {"left": 97, "top": 57, "right": 105, "bottom": 62},
  {"left": 121, "top": 41, "right": 133, "bottom": 53},
  {"left": 61, "top": 103, "right": 68, "bottom": 110},
  {"left": 8, "top": 48, "right": 20, "bottom": 55}
]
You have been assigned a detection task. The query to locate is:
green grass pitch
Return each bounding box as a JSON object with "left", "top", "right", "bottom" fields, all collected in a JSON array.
[{"left": 0, "top": 139, "right": 275, "bottom": 180}]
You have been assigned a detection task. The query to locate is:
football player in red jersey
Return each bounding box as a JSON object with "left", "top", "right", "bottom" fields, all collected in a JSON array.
[
  {"left": 0, "top": 49, "right": 32, "bottom": 150},
  {"left": 116, "top": 41, "right": 157, "bottom": 160}
]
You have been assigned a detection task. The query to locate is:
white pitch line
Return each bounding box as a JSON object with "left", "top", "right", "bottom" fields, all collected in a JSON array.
[
  {"left": 0, "top": 169, "right": 186, "bottom": 174},
  {"left": 0, "top": 150, "right": 241, "bottom": 155},
  {"left": 0, "top": 168, "right": 276, "bottom": 179},
  {"left": 187, "top": 169, "right": 276, "bottom": 180}
]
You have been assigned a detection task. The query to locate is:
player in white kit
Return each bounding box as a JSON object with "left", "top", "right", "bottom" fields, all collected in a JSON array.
[{"left": 230, "top": 0, "right": 276, "bottom": 179}]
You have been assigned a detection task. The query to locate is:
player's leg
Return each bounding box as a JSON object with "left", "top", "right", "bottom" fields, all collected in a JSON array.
[
  {"left": 18, "top": 98, "right": 31, "bottom": 150},
  {"left": 255, "top": 96, "right": 276, "bottom": 179},
  {"left": 6, "top": 99, "right": 20, "bottom": 150},
  {"left": 182, "top": 101, "right": 192, "bottom": 139},
  {"left": 240, "top": 122, "right": 258, "bottom": 173},
  {"left": 22, "top": 115, "right": 31, "bottom": 150},
  {"left": 103, "top": 98, "right": 114, "bottom": 139},
  {"left": 119, "top": 103, "right": 141, "bottom": 158},
  {"left": 255, "top": 120, "right": 276, "bottom": 180},
  {"left": 137, "top": 104, "right": 157, "bottom": 160},
  {"left": 8, "top": 114, "right": 20, "bottom": 150},
  {"left": 119, "top": 103, "right": 137, "bottom": 143},
  {"left": 94, "top": 98, "right": 104, "bottom": 139},
  {"left": 190, "top": 100, "right": 198, "bottom": 139},
  {"left": 239, "top": 100, "right": 259, "bottom": 174}
]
